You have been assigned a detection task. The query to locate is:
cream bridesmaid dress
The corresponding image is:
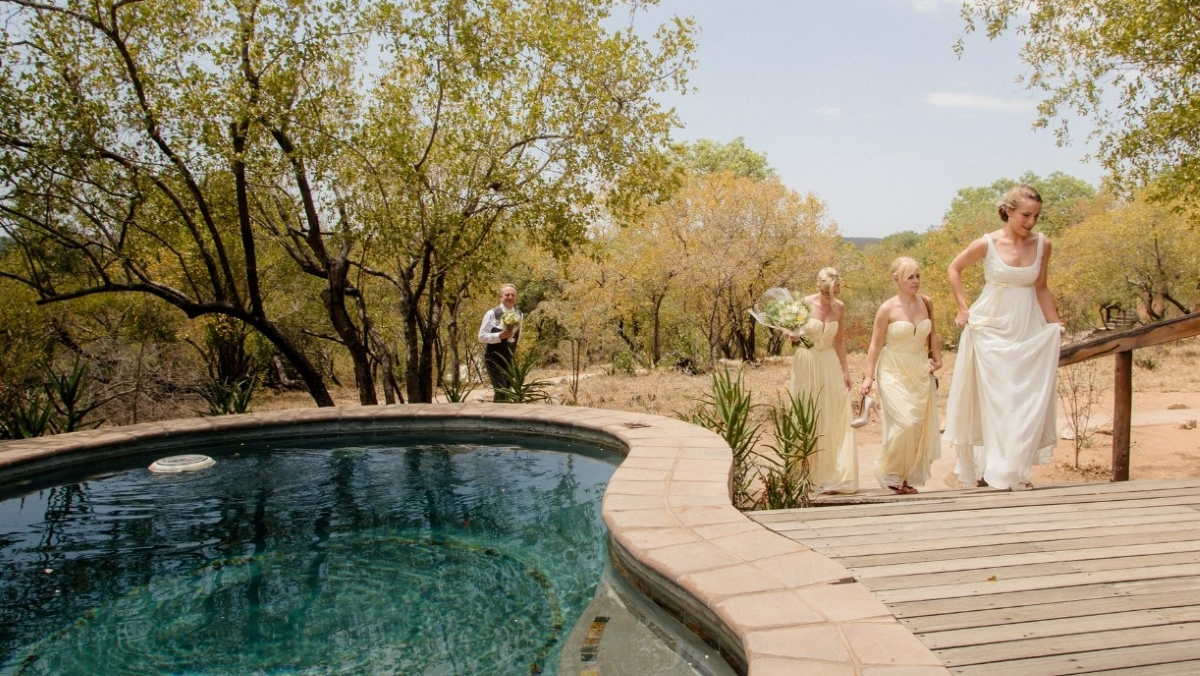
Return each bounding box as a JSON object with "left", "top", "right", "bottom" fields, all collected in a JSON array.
[
  {"left": 790, "top": 318, "right": 858, "bottom": 493},
  {"left": 944, "top": 233, "right": 1060, "bottom": 490},
  {"left": 874, "top": 319, "right": 940, "bottom": 490}
]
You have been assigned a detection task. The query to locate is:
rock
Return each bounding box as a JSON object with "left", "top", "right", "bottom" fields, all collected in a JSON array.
[
  {"left": 1177, "top": 419, "right": 1197, "bottom": 430},
  {"left": 1061, "top": 426, "right": 1076, "bottom": 440},
  {"left": 1167, "top": 402, "right": 1189, "bottom": 410}
]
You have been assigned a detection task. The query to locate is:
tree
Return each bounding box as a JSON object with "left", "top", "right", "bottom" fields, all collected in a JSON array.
[
  {"left": 0, "top": 0, "right": 696, "bottom": 406},
  {"left": 674, "top": 172, "right": 841, "bottom": 362},
  {"left": 672, "top": 137, "right": 776, "bottom": 180},
  {"left": 332, "top": 0, "right": 696, "bottom": 402},
  {"left": 0, "top": 0, "right": 384, "bottom": 406},
  {"left": 1056, "top": 189, "right": 1200, "bottom": 325},
  {"left": 960, "top": 1, "right": 1200, "bottom": 205}
]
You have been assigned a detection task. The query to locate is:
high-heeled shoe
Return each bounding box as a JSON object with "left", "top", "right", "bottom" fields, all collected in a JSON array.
[{"left": 850, "top": 394, "right": 873, "bottom": 428}]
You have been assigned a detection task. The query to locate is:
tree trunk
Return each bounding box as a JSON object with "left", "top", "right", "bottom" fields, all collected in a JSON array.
[
  {"left": 323, "top": 256, "right": 378, "bottom": 405},
  {"left": 252, "top": 320, "right": 335, "bottom": 407},
  {"left": 651, "top": 294, "right": 664, "bottom": 368}
]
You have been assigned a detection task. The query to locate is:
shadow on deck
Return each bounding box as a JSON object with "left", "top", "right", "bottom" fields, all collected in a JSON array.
[{"left": 749, "top": 479, "right": 1200, "bottom": 676}]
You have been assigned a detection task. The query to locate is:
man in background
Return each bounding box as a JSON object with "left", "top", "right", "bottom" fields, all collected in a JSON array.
[{"left": 477, "top": 283, "right": 521, "bottom": 402}]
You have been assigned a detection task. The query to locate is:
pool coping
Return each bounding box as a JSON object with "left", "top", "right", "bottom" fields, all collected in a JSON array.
[{"left": 0, "top": 404, "right": 950, "bottom": 676}]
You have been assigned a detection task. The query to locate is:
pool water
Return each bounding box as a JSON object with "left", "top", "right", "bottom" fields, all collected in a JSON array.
[{"left": 0, "top": 435, "right": 617, "bottom": 675}]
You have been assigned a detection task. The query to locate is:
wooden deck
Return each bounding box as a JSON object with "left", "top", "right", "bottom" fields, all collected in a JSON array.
[{"left": 748, "top": 479, "right": 1200, "bottom": 676}]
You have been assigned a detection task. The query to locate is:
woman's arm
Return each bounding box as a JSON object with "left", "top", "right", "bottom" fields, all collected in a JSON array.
[
  {"left": 860, "top": 300, "right": 891, "bottom": 395},
  {"left": 1034, "top": 237, "right": 1064, "bottom": 326},
  {"left": 947, "top": 237, "right": 988, "bottom": 329},
  {"left": 833, "top": 300, "right": 852, "bottom": 390}
]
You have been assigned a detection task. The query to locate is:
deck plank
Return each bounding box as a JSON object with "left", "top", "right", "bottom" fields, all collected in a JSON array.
[{"left": 748, "top": 479, "right": 1200, "bottom": 676}]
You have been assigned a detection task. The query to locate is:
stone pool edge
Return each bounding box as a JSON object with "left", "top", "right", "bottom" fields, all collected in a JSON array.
[{"left": 0, "top": 403, "right": 949, "bottom": 676}]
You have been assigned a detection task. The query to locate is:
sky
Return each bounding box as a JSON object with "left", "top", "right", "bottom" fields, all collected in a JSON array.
[{"left": 623, "top": 0, "right": 1105, "bottom": 239}]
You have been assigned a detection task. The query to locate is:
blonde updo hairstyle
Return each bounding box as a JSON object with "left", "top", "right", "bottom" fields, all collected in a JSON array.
[
  {"left": 890, "top": 256, "right": 920, "bottom": 284},
  {"left": 817, "top": 267, "right": 841, "bottom": 296},
  {"left": 998, "top": 184, "right": 1042, "bottom": 222}
]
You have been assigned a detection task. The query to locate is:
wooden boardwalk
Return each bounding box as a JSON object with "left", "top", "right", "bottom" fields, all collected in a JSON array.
[{"left": 749, "top": 479, "right": 1200, "bottom": 676}]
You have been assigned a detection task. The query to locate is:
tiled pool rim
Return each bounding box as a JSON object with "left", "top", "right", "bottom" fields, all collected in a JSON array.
[{"left": 0, "top": 403, "right": 949, "bottom": 676}]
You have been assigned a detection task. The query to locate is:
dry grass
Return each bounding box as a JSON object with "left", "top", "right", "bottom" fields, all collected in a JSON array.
[{"left": 252, "top": 336, "right": 1200, "bottom": 485}]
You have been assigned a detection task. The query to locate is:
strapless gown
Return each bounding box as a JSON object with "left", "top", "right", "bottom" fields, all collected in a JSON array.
[
  {"left": 790, "top": 318, "right": 857, "bottom": 493},
  {"left": 874, "top": 319, "right": 940, "bottom": 489}
]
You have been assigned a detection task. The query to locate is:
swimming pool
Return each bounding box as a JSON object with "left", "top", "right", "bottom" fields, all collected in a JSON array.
[
  {"left": 0, "top": 433, "right": 619, "bottom": 674},
  {"left": 0, "top": 413, "right": 739, "bottom": 676}
]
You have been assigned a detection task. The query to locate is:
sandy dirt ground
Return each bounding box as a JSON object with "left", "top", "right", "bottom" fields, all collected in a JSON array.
[
  {"left": 532, "top": 337, "right": 1200, "bottom": 496},
  {"left": 262, "top": 337, "right": 1200, "bottom": 496}
]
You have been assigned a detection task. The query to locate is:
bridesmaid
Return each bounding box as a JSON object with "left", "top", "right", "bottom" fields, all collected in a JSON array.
[
  {"left": 860, "top": 257, "right": 943, "bottom": 494},
  {"left": 785, "top": 267, "right": 858, "bottom": 494}
]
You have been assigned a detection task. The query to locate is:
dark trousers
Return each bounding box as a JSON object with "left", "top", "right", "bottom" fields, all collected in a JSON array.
[{"left": 485, "top": 344, "right": 515, "bottom": 402}]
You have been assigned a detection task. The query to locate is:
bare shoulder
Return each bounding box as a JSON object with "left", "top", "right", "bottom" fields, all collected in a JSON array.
[
  {"left": 876, "top": 296, "right": 899, "bottom": 320},
  {"left": 949, "top": 237, "right": 987, "bottom": 272}
]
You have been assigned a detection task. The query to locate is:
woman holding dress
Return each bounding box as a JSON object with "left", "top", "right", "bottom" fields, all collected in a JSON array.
[
  {"left": 944, "top": 184, "right": 1064, "bottom": 491},
  {"left": 860, "top": 257, "right": 943, "bottom": 495},
  {"left": 785, "top": 267, "right": 858, "bottom": 494}
]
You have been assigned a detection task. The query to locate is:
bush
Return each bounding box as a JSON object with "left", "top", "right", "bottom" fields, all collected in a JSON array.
[
  {"left": 195, "top": 377, "right": 256, "bottom": 416},
  {"left": 495, "top": 352, "right": 553, "bottom": 404},
  {"left": 756, "top": 391, "right": 820, "bottom": 509},
  {"left": 680, "top": 368, "right": 761, "bottom": 510}
]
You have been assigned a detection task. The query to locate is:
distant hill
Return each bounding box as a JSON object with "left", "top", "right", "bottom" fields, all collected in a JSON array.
[{"left": 843, "top": 236, "right": 882, "bottom": 249}]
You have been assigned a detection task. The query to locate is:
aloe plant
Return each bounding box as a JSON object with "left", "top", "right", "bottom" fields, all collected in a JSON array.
[
  {"left": 494, "top": 352, "right": 553, "bottom": 404},
  {"left": 0, "top": 392, "right": 56, "bottom": 439},
  {"left": 680, "top": 368, "right": 762, "bottom": 510},
  {"left": 196, "top": 377, "right": 256, "bottom": 415},
  {"left": 45, "top": 355, "right": 109, "bottom": 433},
  {"left": 756, "top": 390, "right": 821, "bottom": 510}
]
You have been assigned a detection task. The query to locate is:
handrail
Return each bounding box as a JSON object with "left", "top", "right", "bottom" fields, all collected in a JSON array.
[
  {"left": 1058, "top": 312, "right": 1200, "bottom": 481},
  {"left": 1060, "top": 312, "right": 1200, "bottom": 367}
]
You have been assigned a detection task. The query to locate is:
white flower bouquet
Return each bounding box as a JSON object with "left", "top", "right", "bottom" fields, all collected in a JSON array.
[
  {"left": 501, "top": 309, "right": 522, "bottom": 343},
  {"left": 749, "top": 288, "right": 814, "bottom": 348}
]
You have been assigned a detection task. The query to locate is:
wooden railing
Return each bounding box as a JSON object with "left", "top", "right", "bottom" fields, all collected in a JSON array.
[{"left": 1059, "top": 312, "right": 1200, "bottom": 481}]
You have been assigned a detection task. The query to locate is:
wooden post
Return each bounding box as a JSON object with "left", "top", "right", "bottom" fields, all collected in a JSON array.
[{"left": 1111, "top": 350, "right": 1133, "bottom": 482}]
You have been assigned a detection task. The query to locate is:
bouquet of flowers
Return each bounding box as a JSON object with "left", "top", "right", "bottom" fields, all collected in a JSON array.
[
  {"left": 501, "top": 309, "right": 522, "bottom": 343},
  {"left": 749, "top": 288, "right": 814, "bottom": 348}
]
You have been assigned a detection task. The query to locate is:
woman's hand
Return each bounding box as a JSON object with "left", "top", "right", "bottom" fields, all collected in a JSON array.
[
  {"left": 860, "top": 377, "right": 873, "bottom": 397},
  {"left": 928, "top": 357, "right": 942, "bottom": 373},
  {"left": 842, "top": 372, "right": 852, "bottom": 391},
  {"left": 954, "top": 309, "right": 969, "bottom": 329}
]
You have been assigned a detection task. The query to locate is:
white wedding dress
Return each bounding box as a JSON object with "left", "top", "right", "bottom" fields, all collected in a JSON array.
[
  {"left": 945, "top": 233, "right": 1060, "bottom": 489},
  {"left": 790, "top": 318, "right": 858, "bottom": 493}
]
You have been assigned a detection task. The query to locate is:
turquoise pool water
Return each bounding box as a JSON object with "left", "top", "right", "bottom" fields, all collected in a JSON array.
[{"left": 0, "top": 434, "right": 617, "bottom": 675}]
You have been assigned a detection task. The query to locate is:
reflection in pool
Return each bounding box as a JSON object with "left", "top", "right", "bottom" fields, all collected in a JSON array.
[{"left": 0, "top": 436, "right": 616, "bottom": 675}]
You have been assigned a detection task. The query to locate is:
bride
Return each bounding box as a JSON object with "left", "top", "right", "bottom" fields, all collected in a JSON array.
[{"left": 944, "top": 184, "right": 1063, "bottom": 491}]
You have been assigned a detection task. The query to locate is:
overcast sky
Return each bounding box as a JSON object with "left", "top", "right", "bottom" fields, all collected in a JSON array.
[{"left": 625, "top": 0, "right": 1105, "bottom": 238}]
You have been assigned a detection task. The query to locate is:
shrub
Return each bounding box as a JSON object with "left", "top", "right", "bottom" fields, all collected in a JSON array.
[{"left": 680, "top": 368, "right": 761, "bottom": 510}]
